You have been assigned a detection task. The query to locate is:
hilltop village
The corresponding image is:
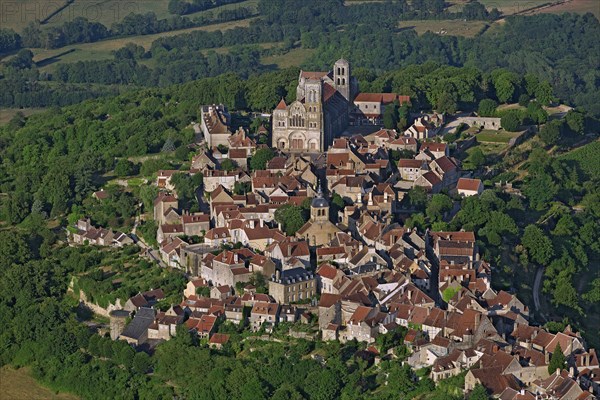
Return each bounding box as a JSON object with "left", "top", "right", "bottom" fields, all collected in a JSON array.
[{"left": 69, "top": 61, "right": 598, "bottom": 399}]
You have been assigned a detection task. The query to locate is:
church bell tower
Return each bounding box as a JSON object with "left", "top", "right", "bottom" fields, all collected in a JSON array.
[{"left": 334, "top": 59, "right": 351, "bottom": 102}]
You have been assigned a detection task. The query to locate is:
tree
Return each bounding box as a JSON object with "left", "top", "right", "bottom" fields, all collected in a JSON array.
[
  {"left": 478, "top": 99, "right": 497, "bottom": 117},
  {"left": 583, "top": 278, "right": 600, "bottom": 303},
  {"left": 548, "top": 343, "right": 566, "bottom": 374},
  {"left": 522, "top": 225, "right": 554, "bottom": 265},
  {"left": 565, "top": 110, "right": 585, "bottom": 135},
  {"left": 114, "top": 159, "right": 137, "bottom": 177},
  {"left": 220, "top": 159, "right": 236, "bottom": 172},
  {"left": 518, "top": 93, "right": 530, "bottom": 107},
  {"left": 469, "top": 384, "right": 489, "bottom": 400},
  {"left": 500, "top": 110, "right": 521, "bottom": 132},
  {"left": 426, "top": 194, "right": 453, "bottom": 222},
  {"left": 436, "top": 92, "right": 457, "bottom": 114},
  {"left": 133, "top": 351, "right": 152, "bottom": 374},
  {"left": 274, "top": 205, "right": 307, "bottom": 235},
  {"left": 539, "top": 120, "right": 563, "bottom": 146},
  {"left": 535, "top": 80, "right": 553, "bottom": 105},
  {"left": 493, "top": 71, "right": 521, "bottom": 103},
  {"left": 249, "top": 148, "right": 275, "bottom": 171},
  {"left": 383, "top": 101, "right": 399, "bottom": 129},
  {"left": 304, "top": 369, "right": 340, "bottom": 400},
  {"left": 406, "top": 187, "right": 428, "bottom": 211},
  {"left": 467, "top": 148, "right": 486, "bottom": 169}
]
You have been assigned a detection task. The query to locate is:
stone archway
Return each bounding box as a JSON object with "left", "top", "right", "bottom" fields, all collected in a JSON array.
[{"left": 289, "top": 132, "right": 306, "bottom": 150}]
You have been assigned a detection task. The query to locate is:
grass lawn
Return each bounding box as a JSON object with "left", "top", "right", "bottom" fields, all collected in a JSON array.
[
  {"left": 0, "top": 108, "right": 46, "bottom": 125},
  {"left": 32, "top": 17, "right": 258, "bottom": 72},
  {"left": 262, "top": 47, "right": 317, "bottom": 68},
  {"left": 476, "top": 130, "right": 519, "bottom": 143},
  {"left": 0, "top": 0, "right": 65, "bottom": 31},
  {"left": 0, "top": 366, "right": 79, "bottom": 400},
  {"left": 398, "top": 19, "right": 488, "bottom": 37},
  {"left": 496, "top": 103, "right": 526, "bottom": 113}
]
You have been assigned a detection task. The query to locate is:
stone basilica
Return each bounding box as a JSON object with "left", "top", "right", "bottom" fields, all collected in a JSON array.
[{"left": 272, "top": 59, "right": 357, "bottom": 152}]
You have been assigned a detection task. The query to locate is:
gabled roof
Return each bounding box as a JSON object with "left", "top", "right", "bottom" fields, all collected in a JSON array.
[
  {"left": 275, "top": 98, "right": 287, "bottom": 110},
  {"left": 457, "top": 178, "right": 482, "bottom": 192}
]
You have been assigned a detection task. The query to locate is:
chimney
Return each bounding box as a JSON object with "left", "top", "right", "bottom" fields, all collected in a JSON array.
[
  {"left": 234, "top": 253, "right": 239, "bottom": 263},
  {"left": 275, "top": 270, "right": 281, "bottom": 281},
  {"left": 259, "top": 219, "right": 264, "bottom": 228}
]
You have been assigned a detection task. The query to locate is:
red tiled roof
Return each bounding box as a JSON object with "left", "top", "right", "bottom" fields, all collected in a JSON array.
[
  {"left": 354, "top": 93, "right": 410, "bottom": 104},
  {"left": 317, "top": 263, "right": 339, "bottom": 279},
  {"left": 275, "top": 98, "right": 287, "bottom": 110},
  {"left": 209, "top": 333, "right": 230, "bottom": 345},
  {"left": 457, "top": 178, "right": 482, "bottom": 192},
  {"left": 300, "top": 71, "right": 329, "bottom": 79},
  {"left": 398, "top": 159, "right": 424, "bottom": 168}
]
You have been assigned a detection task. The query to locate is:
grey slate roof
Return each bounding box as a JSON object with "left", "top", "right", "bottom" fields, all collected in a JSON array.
[{"left": 120, "top": 307, "right": 155, "bottom": 340}]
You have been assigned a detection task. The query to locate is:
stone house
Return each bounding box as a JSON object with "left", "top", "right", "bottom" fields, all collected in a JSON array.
[
  {"left": 268, "top": 267, "right": 316, "bottom": 304},
  {"left": 318, "top": 293, "right": 342, "bottom": 331},
  {"left": 457, "top": 178, "right": 484, "bottom": 197},
  {"left": 250, "top": 301, "right": 280, "bottom": 332}
]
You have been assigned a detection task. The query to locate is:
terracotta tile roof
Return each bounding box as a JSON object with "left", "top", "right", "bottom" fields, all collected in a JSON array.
[
  {"left": 420, "top": 142, "right": 446, "bottom": 152},
  {"left": 317, "top": 263, "right": 339, "bottom": 279},
  {"left": 209, "top": 333, "right": 230, "bottom": 345},
  {"left": 432, "top": 156, "right": 457, "bottom": 173},
  {"left": 300, "top": 71, "right": 329, "bottom": 80},
  {"left": 318, "top": 293, "right": 342, "bottom": 308},
  {"left": 457, "top": 178, "right": 482, "bottom": 192},
  {"left": 160, "top": 224, "right": 184, "bottom": 234},
  {"left": 229, "top": 149, "right": 247, "bottom": 159},
  {"left": 398, "top": 159, "right": 424, "bottom": 168},
  {"left": 354, "top": 93, "right": 410, "bottom": 104},
  {"left": 323, "top": 82, "right": 337, "bottom": 102}
]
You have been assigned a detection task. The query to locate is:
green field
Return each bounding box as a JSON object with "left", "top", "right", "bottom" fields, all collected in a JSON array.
[
  {"left": 0, "top": 0, "right": 65, "bottom": 31},
  {"left": 0, "top": 366, "right": 79, "bottom": 400},
  {"left": 558, "top": 140, "right": 600, "bottom": 179},
  {"left": 42, "top": 0, "right": 259, "bottom": 29},
  {"left": 262, "top": 47, "right": 317, "bottom": 68},
  {"left": 399, "top": 19, "right": 488, "bottom": 37},
  {"left": 0, "top": 108, "right": 46, "bottom": 126},
  {"left": 31, "top": 17, "right": 258, "bottom": 71},
  {"left": 448, "top": 0, "right": 557, "bottom": 15},
  {"left": 533, "top": 0, "right": 600, "bottom": 18},
  {"left": 476, "top": 130, "right": 520, "bottom": 143}
]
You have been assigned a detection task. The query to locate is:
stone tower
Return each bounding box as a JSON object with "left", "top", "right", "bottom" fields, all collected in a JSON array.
[
  {"left": 109, "top": 309, "right": 131, "bottom": 340},
  {"left": 334, "top": 59, "right": 351, "bottom": 102},
  {"left": 311, "top": 186, "right": 329, "bottom": 222}
]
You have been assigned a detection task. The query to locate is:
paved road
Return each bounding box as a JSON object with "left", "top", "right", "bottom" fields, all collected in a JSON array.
[{"left": 533, "top": 266, "right": 547, "bottom": 322}]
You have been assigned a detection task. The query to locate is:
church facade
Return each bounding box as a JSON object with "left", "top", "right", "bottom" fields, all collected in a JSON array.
[{"left": 272, "top": 59, "right": 357, "bottom": 153}]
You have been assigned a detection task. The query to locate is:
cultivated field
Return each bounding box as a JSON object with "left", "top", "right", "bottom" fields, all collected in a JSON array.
[
  {"left": 399, "top": 19, "right": 488, "bottom": 37},
  {"left": 0, "top": 366, "right": 79, "bottom": 400},
  {"left": 531, "top": 0, "right": 600, "bottom": 18},
  {"left": 31, "top": 17, "right": 258, "bottom": 71},
  {"left": 448, "top": 0, "right": 556, "bottom": 15},
  {"left": 42, "top": 0, "right": 259, "bottom": 28}
]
